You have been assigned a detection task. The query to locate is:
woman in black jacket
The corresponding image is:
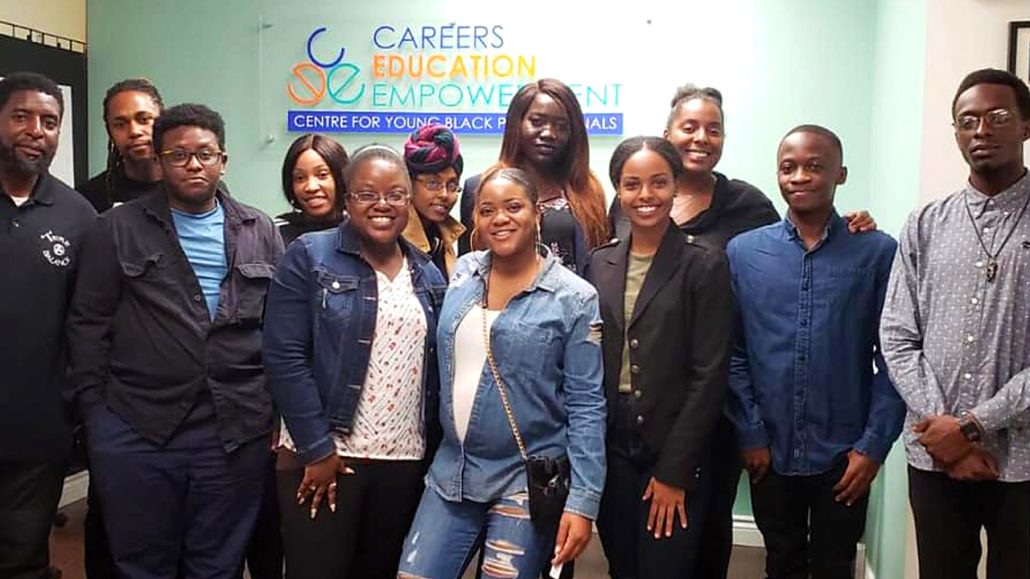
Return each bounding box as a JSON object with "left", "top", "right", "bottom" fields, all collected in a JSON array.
[{"left": 592, "top": 136, "right": 732, "bottom": 579}]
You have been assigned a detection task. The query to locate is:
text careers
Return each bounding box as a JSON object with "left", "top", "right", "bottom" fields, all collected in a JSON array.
[{"left": 286, "top": 24, "right": 624, "bottom": 135}]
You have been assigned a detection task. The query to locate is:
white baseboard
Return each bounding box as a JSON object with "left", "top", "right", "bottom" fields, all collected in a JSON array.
[
  {"left": 732, "top": 514, "right": 868, "bottom": 578},
  {"left": 59, "top": 470, "right": 89, "bottom": 508}
]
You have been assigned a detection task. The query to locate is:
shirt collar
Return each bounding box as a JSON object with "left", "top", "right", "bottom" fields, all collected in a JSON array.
[
  {"left": 782, "top": 209, "right": 843, "bottom": 246},
  {"left": 964, "top": 170, "right": 1030, "bottom": 213},
  {"left": 471, "top": 245, "right": 560, "bottom": 293},
  {"left": 2, "top": 172, "right": 55, "bottom": 206}
]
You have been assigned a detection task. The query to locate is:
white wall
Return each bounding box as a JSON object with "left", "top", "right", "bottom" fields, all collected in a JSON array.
[
  {"left": 919, "top": 0, "right": 1030, "bottom": 203},
  {"left": 0, "top": 0, "right": 86, "bottom": 42}
]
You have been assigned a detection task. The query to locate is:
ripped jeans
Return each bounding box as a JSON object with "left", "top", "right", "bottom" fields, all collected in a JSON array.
[{"left": 397, "top": 488, "right": 556, "bottom": 579}]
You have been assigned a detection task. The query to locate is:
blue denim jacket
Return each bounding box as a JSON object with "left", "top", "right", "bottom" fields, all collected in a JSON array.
[
  {"left": 427, "top": 248, "right": 607, "bottom": 519},
  {"left": 263, "top": 221, "right": 447, "bottom": 464}
]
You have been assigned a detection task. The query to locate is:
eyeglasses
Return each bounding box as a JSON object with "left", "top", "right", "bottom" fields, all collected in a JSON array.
[
  {"left": 954, "top": 108, "right": 1016, "bottom": 133},
  {"left": 348, "top": 190, "right": 411, "bottom": 206},
  {"left": 160, "top": 148, "right": 224, "bottom": 167},
  {"left": 415, "top": 177, "right": 462, "bottom": 193}
]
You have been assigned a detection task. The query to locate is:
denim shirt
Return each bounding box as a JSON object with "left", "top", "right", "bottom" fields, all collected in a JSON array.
[
  {"left": 427, "top": 248, "right": 607, "bottom": 519},
  {"left": 726, "top": 212, "right": 906, "bottom": 476},
  {"left": 263, "top": 221, "right": 447, "bottom": 464}
]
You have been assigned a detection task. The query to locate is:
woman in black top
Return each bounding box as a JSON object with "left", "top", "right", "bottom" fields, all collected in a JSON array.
[
  {"left": 607, "top": 85, "right": 876, "bottom": 579},
  {"left": 593, "top": 136, "right": 732, "bottom": 578},
  {"left": 276, "top": 134, "right": 349, "bottom": 245},
  {"left": 458, "top": 79, "right": 608, "bottom": 277}
]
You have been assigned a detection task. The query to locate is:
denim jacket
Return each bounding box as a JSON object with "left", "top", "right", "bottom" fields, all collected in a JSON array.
[
  {"left": 426, "top": 248, "right": 607, "bottom": 519},
  {"left": 263, "top": 221, "right": 447, "bottom": 464}
]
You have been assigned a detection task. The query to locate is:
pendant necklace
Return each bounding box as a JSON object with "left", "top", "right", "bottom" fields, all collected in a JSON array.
[{"left": 964, "top": 191, "right": 1030, "bottom": 283}]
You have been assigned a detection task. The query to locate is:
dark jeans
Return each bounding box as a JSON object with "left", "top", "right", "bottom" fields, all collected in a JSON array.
[
  {"left": 750, "top": 459, "right": 867, "bottom": 579},
  {"left": 277, "top": 454, "right": 423, "bottom": 579},
  {"left": 0, "top": 460, "right": 66, "bottom": 579},
  {"left": 692, "top": 414, "right": 741, "bottom": 579},
  {"left": 908, "top": 466, "right": 1030, "bottom": 579},
  {"left": 597, "top": 394, "right": 713, "bottom": 579},
  {"left": 86, "top": 402, "right": 268, "bottom": 579}
]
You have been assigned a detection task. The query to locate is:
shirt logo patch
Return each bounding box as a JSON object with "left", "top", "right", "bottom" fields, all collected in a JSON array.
[{"left": 40, "top": 230, "right": 71, "bottom": 267}]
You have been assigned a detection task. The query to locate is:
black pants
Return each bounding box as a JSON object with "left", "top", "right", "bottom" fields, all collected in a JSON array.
[
  {"left": 908, "top": 466, "right": 1030, "bottom": 579},
  {"left": 0, "top": 460, "right": 67, "bottom": 579},
  {"left": 597, "top": 394, "right": 712, "bottom": 579},
  {"left": 84, "top": 474, "right": 115, "bottom": 579},
  {"left": 243, "top": 455, "right": 284, "bottom": 579},
  {"left": 692, "top": 415, "right": 741, "bottom": 579},
  {"left": 277, "top": 456, "right": 424, "bottom": 579},
  {"left": 750, "top": 460, "right": 867, "bottom": 579}
]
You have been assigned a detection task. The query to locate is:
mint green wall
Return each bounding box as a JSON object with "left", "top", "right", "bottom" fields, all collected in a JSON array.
[
  {"left": 863, "top": 0, "right": 925, "bottom": 577},
  {"left": 88, "top": 0, "right": 879, "bottom": 216},
  {"left": 88, "top": 0, "right": 922, "bottom": 574}
]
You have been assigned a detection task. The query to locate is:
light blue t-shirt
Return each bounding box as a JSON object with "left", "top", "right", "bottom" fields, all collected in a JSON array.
[{"left": 171, "top": 201, "right": 227, "bottom": 320}]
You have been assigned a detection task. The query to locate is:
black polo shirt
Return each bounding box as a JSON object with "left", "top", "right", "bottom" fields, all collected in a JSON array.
[
  {"left": 78, "top": 169, "right": 162, "bottom": 213},
  {"left": 0, "top": 171, "right": 96, "bottom": 462}
]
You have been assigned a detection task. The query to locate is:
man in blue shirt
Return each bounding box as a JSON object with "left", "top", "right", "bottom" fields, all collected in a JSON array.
[
  {"left": 726, "top": 125, "right": 905, "bottom": 579},
  {"left": 68, "top": 104, "right": 283, "bottom": 579}
]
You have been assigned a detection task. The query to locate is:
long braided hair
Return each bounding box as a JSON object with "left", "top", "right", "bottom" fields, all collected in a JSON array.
[{"left": 102, "top": 79, "right": 164, "bottom": 205}]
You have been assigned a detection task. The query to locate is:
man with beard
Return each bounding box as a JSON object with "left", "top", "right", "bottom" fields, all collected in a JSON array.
[
  {"left": 78, "top": 78, "right": 164, "bottom": 213},
  {"left": 881, "top": 68, "right": 1030, "bottom": 579},
  {"left": 68, "top": 103, "right": 282, "bottom": 579},
  {"left": 0, "top": 72, "right": 95, "bottom": 579}
]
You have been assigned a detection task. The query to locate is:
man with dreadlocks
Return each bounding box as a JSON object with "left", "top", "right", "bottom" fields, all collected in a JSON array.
[{"left": 78, "top": 79, "right": 164, "bottom": 213}]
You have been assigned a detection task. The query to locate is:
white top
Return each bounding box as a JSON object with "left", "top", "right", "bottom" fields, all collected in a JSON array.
[
  {"left": 8, "top": 194, "right": 29, "bottom": 206},
  {"left": 452, "top": 304, "right": 500, "bottom": 442},
  {"left": 280, "top": 259, "right": 428, "bottom": 460}
]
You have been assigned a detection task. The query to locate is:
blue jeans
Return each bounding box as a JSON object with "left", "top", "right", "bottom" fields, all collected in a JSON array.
[{"left": 398, "top": 488, "right": 557, "bottom": 579}]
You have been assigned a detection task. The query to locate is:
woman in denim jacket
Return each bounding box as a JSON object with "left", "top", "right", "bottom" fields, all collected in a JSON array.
[
  {"left": 397, "top": 167, "right": 606, "bottom": 579},
  {"left": 263, "top": 145, "right": 446, "bottom": 579}
]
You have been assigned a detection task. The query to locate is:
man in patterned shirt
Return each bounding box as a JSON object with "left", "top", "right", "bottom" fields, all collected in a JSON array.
[{"left": 881, "top": 68, "right": 1030, "bottom": 579}]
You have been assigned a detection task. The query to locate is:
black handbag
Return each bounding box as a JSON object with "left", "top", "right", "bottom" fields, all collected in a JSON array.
[{"left": 481, "top": 300, "right": 570, "bottom": 530}]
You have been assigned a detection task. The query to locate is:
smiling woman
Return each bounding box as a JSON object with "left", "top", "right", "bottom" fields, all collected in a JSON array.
[{"left": 275, "top": 133, "right": 349, "bottom": 246}]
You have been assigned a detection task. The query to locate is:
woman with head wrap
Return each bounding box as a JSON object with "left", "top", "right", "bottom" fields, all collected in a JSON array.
[{"left": 402, "top": 124, "right": 467, "bottom": 278}]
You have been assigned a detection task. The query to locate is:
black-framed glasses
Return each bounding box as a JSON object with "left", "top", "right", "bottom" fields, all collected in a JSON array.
[
  {"left": 415, "top": 177, "right": 462, "bottom": 194},
  {"left": 160, "top": 148, "right": 225, "bottom": 167},
  {"left": 954, "top": 108, "right": 1016, "bottom": 133},
  {"left": 348, "top": 190, "right": 411, "bottom": 206}
]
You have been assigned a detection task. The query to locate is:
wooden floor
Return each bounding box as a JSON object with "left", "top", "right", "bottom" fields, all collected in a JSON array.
[{"left": 50, "top": 499, "right": 767, "bottom": 578}]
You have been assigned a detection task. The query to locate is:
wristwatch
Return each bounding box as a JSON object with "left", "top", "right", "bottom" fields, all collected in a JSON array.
[{"left": 958, "top": 412, "right": 984, "bottom": 442}]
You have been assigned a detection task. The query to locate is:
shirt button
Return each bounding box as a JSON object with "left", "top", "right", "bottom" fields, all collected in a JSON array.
[
  {"left": 636, "top": 415, "right": 645, "bottom": 425},
  {"left": 800, "top": 319, "right": 808, "bottom": 327},
  {"left": 983, "top": 227, "right": 991, "bottom": 233},
  {"left": 193, "top": 294, "right": 203, "bottom": 302},
  {"left": 966, "top": 335, "right": 975, "bottom": 343},
  {"left": 633, "top": 390, "right": 642, "bottom": 399},
  {"left": 975, "top": 261, "right": 983, "bottom": 268},
  {"left": 332, "top": 281, "right": 341, "bottom": 290},
  {"left": 630, "top": 364, "right": 640, "bottom": 375},
  {"left": 11, "top": 220, "right": 19, "bottom": 227},
  {"left": 629, "top": 338, "right": 639, "bottom": 349},
  {"left": 686, "top": 235, "right": 696, "bottom": 243},
  {"left": 971, "top": 297, "right": 979, "bottom": 305},
  {"left": 964, "top": 373, "right": 972, "bottom": 380}
]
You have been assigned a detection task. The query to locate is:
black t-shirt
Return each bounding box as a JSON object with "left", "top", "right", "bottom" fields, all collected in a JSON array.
[
  {"left": 78, "top": 169, "right": 162, "bottom": 213},
  {"left": 275, "top": 211, "right": 343, "bottom": 246},
  {"left": 608, "top": 172, "right": 780, "bottom": 251},
  {"left": 1, "top": 172, "right": 96, "bottom": 461}
]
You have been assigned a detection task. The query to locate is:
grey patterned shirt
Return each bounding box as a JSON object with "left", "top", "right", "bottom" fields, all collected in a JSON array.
[{"left": 881, "top": 171, "right": 1030, "bottom": 482}]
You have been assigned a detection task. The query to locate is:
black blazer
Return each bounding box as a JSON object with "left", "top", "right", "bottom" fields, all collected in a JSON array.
[{"left": 590, "top": 222, "right": 732, "bottom": 489}]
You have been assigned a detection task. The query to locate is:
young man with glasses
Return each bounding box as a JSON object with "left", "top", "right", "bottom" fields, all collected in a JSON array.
[
  {"left": 881, "top": 68, "right": 1030, "bottom": 579},
  {"left": 67, "top": 103, "right": 283, "bottom": 579}
]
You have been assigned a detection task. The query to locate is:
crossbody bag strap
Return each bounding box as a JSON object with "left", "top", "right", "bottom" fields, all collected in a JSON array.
[{"left": 480, "top": 302, "right": 530, "bottom": 462}]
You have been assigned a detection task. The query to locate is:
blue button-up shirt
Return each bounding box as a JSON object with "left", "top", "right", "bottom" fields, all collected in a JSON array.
[
  {"left": 726, "top": 213, "right": 905, "bottom": 475},
  {"left": 427, "top": 248, "right": 606, "bottom": 519}
]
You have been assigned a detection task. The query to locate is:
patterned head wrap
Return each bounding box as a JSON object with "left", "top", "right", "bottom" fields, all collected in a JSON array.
[{"left": 403, "top": 123, "right": 464, "bottom": 177}]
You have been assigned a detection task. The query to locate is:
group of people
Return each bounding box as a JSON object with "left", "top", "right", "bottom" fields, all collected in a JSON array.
[{"left": 0, "top": 64, "right": 1027, "bottom": 579}]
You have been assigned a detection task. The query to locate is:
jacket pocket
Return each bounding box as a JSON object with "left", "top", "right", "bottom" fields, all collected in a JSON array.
[
  {"left": 236, "top": 262, "right": 276, "bottom": 323},
  {"left": 315, "top": 270, "right": 359, "bottom": 323},
  {"left": 120, "top": 252, "right": 166, "bottom": 280}
]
